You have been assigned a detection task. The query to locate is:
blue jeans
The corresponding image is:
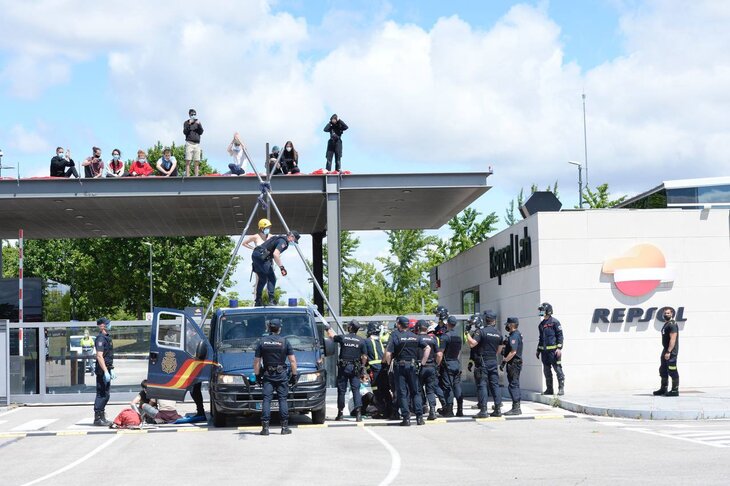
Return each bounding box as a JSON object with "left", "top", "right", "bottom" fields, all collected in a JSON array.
[{"left": 229, "top": 163, "right": 245, "bottom": 175}]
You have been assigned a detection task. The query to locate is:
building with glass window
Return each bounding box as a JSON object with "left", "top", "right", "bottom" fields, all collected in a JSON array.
[{"left": 618, "top": 176, "right": 730, "bottom": 209}]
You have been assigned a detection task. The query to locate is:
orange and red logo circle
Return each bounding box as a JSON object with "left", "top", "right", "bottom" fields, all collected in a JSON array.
[{"left": 602, "top": 244, "right": 674, "bottom": 297}]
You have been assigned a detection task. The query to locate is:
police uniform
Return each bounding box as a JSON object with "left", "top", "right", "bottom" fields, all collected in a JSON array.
[
  {"left": 473, "top": 324, "right": 503, "bottom": 416},
  {"left": 251, "top": 235, "right": 290, "bottom": 306},
  {"left": 537, "top": 315, "right": 564, "bottom": 395},
  {"left": 94, "top": 327, "right": 114, "bottom": 424},
  {"left": 255, "top": 333, "right": 294, "bottom": 430},
  {"left": 440, "top": 327, "right": 463, "bottom": 417},
  {"left": 364, "top": 335, "right": 391, "bottom": 418},
  {"left": 417, "top": 332, "right": 439, "bottom": 419},
  {"left": 502, "top": 322, "right": 523, "bottom": 414},
  {"left": 334, "top": 332, "right": 366, "bottom": 418},
  {"left": 386, "top": 329, "right": 423, "bottom": 425},
  {"left": 658, "top": 317, "right": 680, "bottom": 396}
]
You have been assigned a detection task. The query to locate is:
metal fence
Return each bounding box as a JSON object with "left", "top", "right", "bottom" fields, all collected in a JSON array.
[{"left": 4, "top": 314, "right": 479, "bottom": 404}]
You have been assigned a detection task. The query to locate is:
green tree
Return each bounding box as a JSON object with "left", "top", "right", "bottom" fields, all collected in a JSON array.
[
  {"left": 24, "top": 236, "right": 239, "bottom": 320},
  {"left": 443, "top": 208, "right": 498, "bottom": 258},
  {"left": 504, "top": 181, "right": 559, "bottom": 226},
  {"left": 582, "top": 183, "right": 627, "bottom": 208},
  {"left": 2, "top": 241, "right": 19, "bottom": 277},
  {"left": 133, "top": 142, "right": 218, "bottom": 175}
]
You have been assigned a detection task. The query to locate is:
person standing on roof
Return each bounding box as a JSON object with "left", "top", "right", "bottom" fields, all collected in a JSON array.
[
  {"left": 251, "top": 231, "right": 300, "bottom": 306},
  {"left": 183, "top": 108, "right": 204, "bottom": 176},
  {"left": 324, "top": 114, "right": 348, "bottom": 173}
]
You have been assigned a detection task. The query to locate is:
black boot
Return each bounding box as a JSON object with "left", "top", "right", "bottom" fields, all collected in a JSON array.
[
  {"left": 653, "top": 378, "right": 668, "bottom": 396},
  {"left": 335, "top": 410, "right": 344, "bottom": 421},
  {"left": 427, "top": 409, "right": 436, "bottom": 421},
  {"left": 260, "top": 421, "right": 270, "bottom": 436},
  {"left": 355, "top": 409, "right": 363, "bottom": 422},
  {"left": 543, "top": 377, "right": 554, "bottom": 395},
  {"left": 399, "top": 417, "right": 411, "bottom": 426},
  {"left": 416, "top": 415, "right": 425, "bottom": 426},
  {"left": 664, "top": 378, "right": 679, "bottom": 397},
  {"left": 476, "top": 407, "right": 489, "bottom": 419},
  {"left": 490, "top": 405, "right": 502, "bottom": 417},
  {"left": 456, "top": 399, "right": 464, "bottom": 417},
  {"left": 93, "top": 411, "right": 110, "bottom": 427},
  {"left": 281, "top": 420, "right": 292, "bottom": 435},
  {"left": 504, "top": 401, "right": 522, "bottom": 416},
  {"left": 558, "top": 380, "right": 565, "bottom": 396}
]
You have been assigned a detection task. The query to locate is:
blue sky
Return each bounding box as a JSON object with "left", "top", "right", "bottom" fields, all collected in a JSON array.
[{"left": 1, "top": 0, "right": 728, "bottom": 302}]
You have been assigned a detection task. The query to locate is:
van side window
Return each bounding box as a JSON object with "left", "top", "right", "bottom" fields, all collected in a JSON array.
[
  {"left": 185, "top": 319, "right": 203, "bottom": 356},
  {"left": 157, "top": 313, "right": 183, "bottom": 350}
]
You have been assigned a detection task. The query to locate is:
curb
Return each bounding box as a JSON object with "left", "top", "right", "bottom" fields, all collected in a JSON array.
[
  {"left": 0, "top": 413, "right": 577, "bottom": 439},
  {"left": 523, "top": 392, "right": 730, "bottom": 420}
]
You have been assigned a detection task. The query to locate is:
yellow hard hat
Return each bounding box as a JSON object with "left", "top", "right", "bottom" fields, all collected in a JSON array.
[{"left": 258, "top": 218, "right": 272, "bottom": 230}]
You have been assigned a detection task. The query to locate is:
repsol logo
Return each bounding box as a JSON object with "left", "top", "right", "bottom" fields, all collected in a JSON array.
[
  {"left": 591, "top": 306, "right": 687, "bottom": 324},
  {"left": 489, "top": 227, "right": 532, "bottom": 285}
]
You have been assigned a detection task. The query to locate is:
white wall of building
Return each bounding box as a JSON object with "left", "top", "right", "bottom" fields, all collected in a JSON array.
[{"left": 437, "top": 208, "right": 730, "bottom": 393}]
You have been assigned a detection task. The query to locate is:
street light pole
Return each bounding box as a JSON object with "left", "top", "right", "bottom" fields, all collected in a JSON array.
[
  {"left": 143, "top": 242, "right": 153, "bottom": 315},
  {"left": 568, "top": 161, "right": 584, "bottom": 208}
]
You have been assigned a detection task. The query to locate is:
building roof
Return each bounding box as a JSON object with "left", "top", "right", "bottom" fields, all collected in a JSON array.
[
  {"left": 0, "top": 172, "right": 491, "bottom": 239},
  {"left": 617, "top": 176, "right": 730, "bottom": 209}
]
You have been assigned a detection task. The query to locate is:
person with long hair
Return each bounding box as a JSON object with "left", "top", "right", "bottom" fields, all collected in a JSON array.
[{"left": 280, "top": 140, "right": 300, "bottom": 174}]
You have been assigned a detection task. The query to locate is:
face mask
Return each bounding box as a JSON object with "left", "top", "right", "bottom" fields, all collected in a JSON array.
[
  {"left": 94, "top": 154, "right": 101, "bottom": 159},
  {"left": 112, "top": 155, "right": 120, "bottom": 160},
  {"left": 106, "top": 323, "right": 112, "bottom": 331},
  {"left": 263, "top": 228, "right": 270, "bottom": 236},
  {"left": 539, "top": 311, "right": 545, "bottom": 317},
  {"left": 233, "top": 145, "right": 241, "bottom": 152},
  {"left": 286, "top": 147, "right": 292, "bottom": 152},
  {"left": 138, "top": 158, "right": 146, "bottom": 163},
  {"left": 190, "top": 116, "right": 196, "bottom": 122},
  {"left": 57, "top": 152, "right": 64, "bottom": 157}
]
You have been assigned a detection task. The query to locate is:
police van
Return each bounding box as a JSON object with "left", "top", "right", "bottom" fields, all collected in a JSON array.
[{"left": 145, "top": 305, "right": 335, "bottom": 426}]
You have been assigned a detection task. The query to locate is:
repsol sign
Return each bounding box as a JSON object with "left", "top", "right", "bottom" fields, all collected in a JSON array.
[
  {"left": 489, "top": 227, "right": 532, "bottom": 285},
  {"left": 591, "top": 306, "right": 687, "bottom": 324}
]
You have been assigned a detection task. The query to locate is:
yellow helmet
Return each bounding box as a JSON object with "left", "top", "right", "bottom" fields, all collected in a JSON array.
[{"left": 258, "top": 218, "right": 272, "bottom": 230}]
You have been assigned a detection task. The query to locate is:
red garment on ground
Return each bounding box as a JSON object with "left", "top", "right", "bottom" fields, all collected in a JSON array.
[
  {"left": 128, "top": 161, "right": 154, "bottom": 176},
  {"left": 113, "top": 408, "right": 142, "bottom": 428}
]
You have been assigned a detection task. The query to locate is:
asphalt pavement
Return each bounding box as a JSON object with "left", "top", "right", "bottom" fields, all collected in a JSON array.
[{"left": 1, "top": 398, "right": 729, "bottom": 485}]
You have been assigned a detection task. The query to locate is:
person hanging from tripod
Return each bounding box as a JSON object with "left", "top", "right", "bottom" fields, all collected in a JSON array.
[{"left": 251, "top": 230, "right": 300, "bottom": 306}]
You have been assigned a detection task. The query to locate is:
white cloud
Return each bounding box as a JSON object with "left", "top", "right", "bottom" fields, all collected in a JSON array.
[
  {"left": 9, "top": 124, "right": 50, "bottom": 154},
  {"left": 0, "top": 56, "right": 71, "bottom": 98}
]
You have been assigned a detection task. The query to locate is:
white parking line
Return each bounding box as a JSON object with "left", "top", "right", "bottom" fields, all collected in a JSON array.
[
  {"left": 0, "top": 407, "right": 22, "bottom": 418},
  {"left": 21, "top": 434, "right": 121, "bottom": 486},
  {"left": 363, "top": 427, "right": 401, "bottom": 486},
  {"left": 12, "top": 419, "right": 59, "bottom": 431},
  {"left": 630, "top": 428, "right": 728, "bottom": 449}
]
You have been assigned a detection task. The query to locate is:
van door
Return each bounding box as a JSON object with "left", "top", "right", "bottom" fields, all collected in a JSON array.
[{"left": 146, "top": 308, "right": 216, "bottom": 400}]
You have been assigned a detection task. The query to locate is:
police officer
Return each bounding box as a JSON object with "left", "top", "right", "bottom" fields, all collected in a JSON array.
[
  {"left": 385, "top": 316, "right": 426, "bottom": 426},
  {"left": 364, "top": 322, "right": 391, "bottom": 419},
  {"left": 500, "top": 317, "right": 523, "bottom": 416},
  {"left": 417, "top": 320, "right": 440, "bottom": 421},
  {"left": 434, "top": 305, "right": 449, "bottom": 336},
  {"left": 251, "top": 230, "right": 300, "bottom": 306},
  {"left": 654, "top": 307, "right": 680, "bottom": 397},
  {"left": 437, "top": 316, "right": 464, "bottom": 417},
  {"left": 93, "top": 317, "right": 115, "bottom": 426},
  {"left": 465, "top": 314, "right": 483, "bottom": 411},
  {"left": 254, "top": 319, "right": 298, "bottom": 436},
  {"left": 536, "top": 302, "right": 565, "bottom": 395},
  {"left": 326, "top": 320, "right": 367, "bottom": 421},
  {"left": 467, "top": 310, "right": 503, "bottom": 418}
]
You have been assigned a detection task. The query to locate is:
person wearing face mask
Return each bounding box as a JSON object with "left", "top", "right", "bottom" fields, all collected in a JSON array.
[
  {"left": 243, "top": 219, "right": 272, "bottom": 250},
  {"left": 654, "top": 307, "right": 680, "bottom": 397},
  {"left": 251, "top": 231, "right": 300, "bottom": 306},
  {"left": 82, "top": 146, "right": 104, "bottom": 178},
  {"left": 183, "top": 108, "right": 204, "bottom": 177},
  {"left": 535, "top": 302, "right": 565, "bottom": 396},
  {"left": 156, "top": 148, "right": 178, "bottom": 177},
  {"left": 129, "top": 150, "right": 154, "bottom": 177},
  {"left": 280, "top": 141, "right": 300, "bottom": 175},
  {"left": 323, "top": 114, "right": 348, "bottom": 172},
  {"left": 227, "top": 132, "right": 248, "bottom": 176},
  {"left": 50, "top": 146, "right": 79, "bottom": 178},
  {"left": 106, "top": 148, "right": 126, "bottom": 177}
]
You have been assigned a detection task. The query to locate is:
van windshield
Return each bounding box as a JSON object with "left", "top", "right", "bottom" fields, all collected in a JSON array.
[{"left": 217, "top": 313, "right": 316, "bottom": 352}]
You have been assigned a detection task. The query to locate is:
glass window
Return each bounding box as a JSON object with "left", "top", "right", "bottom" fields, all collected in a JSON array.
[
  {"left": 666, "top": 187, "right": 698, "bottom": 204},
  {"left": 217, "top": 313, "right": 315, "bottom": 351},
  {"left": 185, "top": 319, "right": 203, "bottom": 356},
  {"left": 461, "top": 287, "right": 480, "bottom": 315},
  {"left": 157, "top": 313, "right": 183, "bottom": 350},
  {"left": 698, "top": 184, "right": 730, "bottom": 204}
]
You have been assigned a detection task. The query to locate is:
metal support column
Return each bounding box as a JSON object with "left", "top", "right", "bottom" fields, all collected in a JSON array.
[
  {"left": 312, "top": 232, "right": 325, "bottom": 314},
  {"left": 325, "top": 176, "right": 341, "bottom": 316}
]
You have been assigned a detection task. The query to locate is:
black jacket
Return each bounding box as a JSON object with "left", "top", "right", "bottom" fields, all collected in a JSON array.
[
  {"left": 50, "top": 155, "right": 75, "bottom": 177},
  {"left": 324, "top": 120, "right": 348, "bottom": 141},
  {"left": 183, "top": 120, "right": 204, "bottom": 143}
]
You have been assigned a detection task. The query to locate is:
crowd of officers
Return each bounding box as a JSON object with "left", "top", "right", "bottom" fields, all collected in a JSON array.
[{"left": 319, "top": 302, "right": 564, "bottom": 427}]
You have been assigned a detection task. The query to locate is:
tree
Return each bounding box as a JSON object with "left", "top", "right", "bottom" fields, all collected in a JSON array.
[
  {"left": 444, "top": 208, "right": 499, "bottom": 257},
  {"left": 504, "top": 181, "right": 559, "bottom": 226},
  {"left": 23, "top": 236, "right": 239, "bottom": 320},
  {"left": 134, "top": 142, "right": 217, "bottom": 175},
  {"left": 2, "top": 241, "right": 19, "bottom": 278},
  {"left": 582, "top": 183, "right": 627, "bottom": 208}
]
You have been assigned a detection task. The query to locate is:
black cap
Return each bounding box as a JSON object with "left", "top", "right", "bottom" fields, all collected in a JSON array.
[
  {"left": 416, "top": 319, "right": 429, "bottom": 330},
  {"left": 268, "top": 318, "right": 282, "bottom": 331},
  {"left": 96, "top": 317, "right": 110, "bottom": 326},
  {"left": 482, "top": 310, "right": 496, "bottom": 321},
  {"left": 506, "top": 317, "right": 519, "bottom": 325},
  {"left": 396, "top": 316, "right": 409, "bottom": 327},
  {"left": 348, "top": 319, "right": 361, "bottom": 331},
  {"left": 447, "top": 316, "right": 457, "bottom": 326},
  {"left": 289, "top": 230, "right": 301, "bottom": 242}
]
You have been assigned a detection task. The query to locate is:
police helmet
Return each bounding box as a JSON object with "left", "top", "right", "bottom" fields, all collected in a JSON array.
[
  {"left": 258, "top": 218, "right": 272, "bottom": 230},
  {"left": 288, "top": 230, "right": 301, "bottom": 242},
  {"left": 395, "top": 316, "right": 409, "bottom": 328},
  {"left": 435, "top": 305, "right": 449, "bottom": 319},
  {"left": 446, "top": 315, "right": 458, "bottom": 327},
  {"left": 467, "top": 314, "right": 484, "bottom": 329},
  {"left": 538, "top": 302, "right": 553, "bottom": 315},
  {"left": 366, "top": 322, "right": 382, "bottom": 336},
  {"left": 348, "top": 319, "right": 361, "bottom": 332},
  {"left": 267, "top": 318, "right": 282, "bottom": 333}
]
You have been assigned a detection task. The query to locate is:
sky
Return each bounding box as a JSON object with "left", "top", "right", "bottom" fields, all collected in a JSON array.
[{"left": 1, "top": 0, "right": 729, "bottom": 304}]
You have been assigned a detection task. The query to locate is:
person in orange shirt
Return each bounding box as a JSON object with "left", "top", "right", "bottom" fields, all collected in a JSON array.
[{"left": 128, "top": 150, "right": 154, "bottom": 177}]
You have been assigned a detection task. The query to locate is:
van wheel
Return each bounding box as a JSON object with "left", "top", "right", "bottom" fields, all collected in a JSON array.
[
  {"left": 211, "top": 399, "right": 227, "bottom": 427},
  {"left": 311, "top": 406, "right": 326, "bottom": 424}
]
